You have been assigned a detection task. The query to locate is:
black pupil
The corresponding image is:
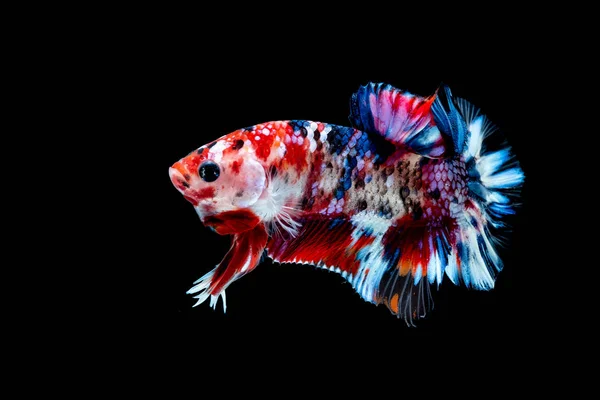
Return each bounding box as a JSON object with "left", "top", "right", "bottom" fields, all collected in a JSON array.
[{"left": 199, "top": 161, "right": 220, "bottom": 182}]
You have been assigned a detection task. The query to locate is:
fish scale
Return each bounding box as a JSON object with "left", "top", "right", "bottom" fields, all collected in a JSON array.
[{"left": 283, "top": 123, "right": 434, "bottom": 220}]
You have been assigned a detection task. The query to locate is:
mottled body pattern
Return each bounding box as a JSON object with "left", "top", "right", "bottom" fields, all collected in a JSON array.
[{"left": 169, "top": 83, "right": 524, "bottom": 325}]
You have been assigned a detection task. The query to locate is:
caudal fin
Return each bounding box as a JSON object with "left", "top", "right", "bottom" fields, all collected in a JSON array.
[{"left": 432, "top": 85, "right": 525, "bottom": 289}]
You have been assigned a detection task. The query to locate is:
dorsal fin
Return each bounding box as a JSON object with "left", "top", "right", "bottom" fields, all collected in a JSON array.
[{"left": 349, "top": 83, "right": 448, "bottom": 158}]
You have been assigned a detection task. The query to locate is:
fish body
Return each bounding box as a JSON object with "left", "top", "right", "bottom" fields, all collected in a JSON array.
[{"left": 169, "top": 83, "right": 524, "bottom": 325}]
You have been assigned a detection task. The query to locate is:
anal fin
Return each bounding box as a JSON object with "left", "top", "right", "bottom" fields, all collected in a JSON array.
[
  {"left": 266, "top": 212, "right": 451, "bottom": 326},
  {"left": 267, "top": 214, "right": 360, "bottom": 275},
  {"left": 374, "top": 216, "right": 454, "bottom": 325}
]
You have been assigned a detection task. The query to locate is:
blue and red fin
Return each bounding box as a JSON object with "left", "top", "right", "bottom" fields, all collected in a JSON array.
[
  {"left": 432, "top": 87, "right": 525, "bottom": 289},
  {"left": 349, "top": 82, "right": 448, "bottom": 158},
  {"left": 430, "top": 84, "right": 469, "bottom": 154},
  {"left": 266, "top": 213, "right": 450, "bottom": 326}
]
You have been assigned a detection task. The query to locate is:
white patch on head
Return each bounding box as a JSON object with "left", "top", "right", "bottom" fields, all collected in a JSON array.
[
  {"left": 210, "top": 140, "right": 228, "bottom": 163},
  {"left": 262, "top": 128, "right": 270, "bottom": 135},
  {"left": 231, "top": 157, "right": 267, "bottom": 208}
]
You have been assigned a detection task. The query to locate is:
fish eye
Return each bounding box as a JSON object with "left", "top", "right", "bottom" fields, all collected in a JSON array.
[{"left": 199, "top": 161, "right": 220, "bottom": 182}]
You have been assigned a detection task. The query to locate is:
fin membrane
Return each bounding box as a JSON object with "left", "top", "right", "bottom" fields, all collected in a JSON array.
[
  {"left": 349, "top": 82, "right": 448, "bottom": 157},
  {"left": 187, "top": 223, "right": 268, "bottom": 311},
  {"left": 266, "top": 213, "right": 450, "bottom": 325},
  {"left": 430, "top": 84, "right": 469, "bottom": 154}
]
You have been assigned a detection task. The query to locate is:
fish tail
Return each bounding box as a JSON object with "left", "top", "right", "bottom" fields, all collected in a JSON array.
[{"left": 432, "top": 85, "right": 525, "bottom": 289}]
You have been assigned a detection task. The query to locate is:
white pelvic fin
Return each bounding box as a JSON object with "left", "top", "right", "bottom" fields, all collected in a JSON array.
[{"left": 187, "top": 267, "right": 227, "bottom": 312}]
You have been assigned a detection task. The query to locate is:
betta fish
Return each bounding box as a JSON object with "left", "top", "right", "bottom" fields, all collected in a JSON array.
[{"left": 168, "top": 83, "right": 524, "bottom": 325}]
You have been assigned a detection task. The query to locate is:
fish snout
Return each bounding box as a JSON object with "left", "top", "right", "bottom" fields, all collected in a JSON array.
[{"left": 169, "top": 165, "right": 190, "bottom": 193}]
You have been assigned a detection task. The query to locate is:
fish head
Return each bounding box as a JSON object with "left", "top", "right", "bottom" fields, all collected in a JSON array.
[{"left": 169, "top": 130, "right": 267, "bottom": 235}]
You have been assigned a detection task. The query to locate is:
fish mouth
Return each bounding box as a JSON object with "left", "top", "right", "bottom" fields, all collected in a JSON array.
[
  {"left": 169, "top": 166, "right": 187, "bottom": 192},
  {"left": 169, "top": 166, "right": 199, "bottom": 205}
]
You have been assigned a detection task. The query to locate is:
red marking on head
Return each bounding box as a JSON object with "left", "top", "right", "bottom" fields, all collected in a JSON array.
[
  {"left": 203, "top": 209, "right": 261, "bottom": 235},
  {"left": 171, "top": 162, "right": 187, "bottom": 177},
  {"left": 198, "top": 187, "right": 215, "bottom": 199},
  {"left": 181, "top": 187, "right": 213, "bottom": 206},
  {"left": 182, "top": 153, "right": 202, "bottom": 174},
  {"left": 230, "top": 159, "right": 243, "bottom": 174}
]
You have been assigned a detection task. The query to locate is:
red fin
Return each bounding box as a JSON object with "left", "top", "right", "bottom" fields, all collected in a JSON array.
[
  {"left": 266, "top": 213, "right": 448, "bottom": 326},
  {"left": 267, "top": 214, "right": 367, "bottom": 277},
  {"left": 187, "top": 223, "right": 268, "bottom": 310},
  {"left": 373, "top": 216, "right": 455, "bottom": 324},
  {"left": 211, "top": 223, "right": 268, "bottom": 292},
  {"left": 265, "top": 212, "right": 459, "bottom": 326},
  {"left": 203, "top": 209, "right": 261, "bottom": 235},
  {"left": 381, "top": 216, "right": 453, "bottom": 280}
]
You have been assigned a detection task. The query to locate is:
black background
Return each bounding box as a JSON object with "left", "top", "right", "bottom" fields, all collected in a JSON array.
[
  {"left": 105, "top": 18, "right": 550, "bottom": 378},
  {"left": 10, "top": 5, "right": 575, "bottom": 394}
]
